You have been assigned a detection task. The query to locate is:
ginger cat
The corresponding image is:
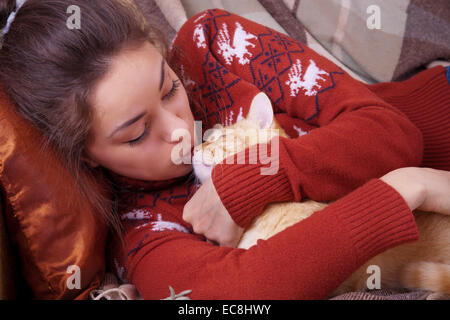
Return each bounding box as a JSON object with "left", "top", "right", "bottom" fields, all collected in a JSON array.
[{"left": 192, "top": 92, "right": 450, "bottom": 297}]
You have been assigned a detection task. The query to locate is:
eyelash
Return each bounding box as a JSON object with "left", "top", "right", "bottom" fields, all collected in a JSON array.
[
  {"left": 128, "top": 122, "right": 150, "bottom": 147},
  {"left": 128, "top": 79, "right": 181, "bottom": 147},
  {"left": 163, "top": 79, "right": 181, "bottom": 100}
]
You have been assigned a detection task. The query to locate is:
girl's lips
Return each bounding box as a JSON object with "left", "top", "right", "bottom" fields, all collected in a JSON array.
[{"left": 182, "top": 145, "right": 195, "bottom": 158}]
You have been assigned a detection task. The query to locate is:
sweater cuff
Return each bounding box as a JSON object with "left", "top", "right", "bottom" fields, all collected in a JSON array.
[
  {"left": 211, "top": 144, "right": 295, "bottom": 229},
  {"left": 328, "top": 178, "right": 420, "bottom": 262}
]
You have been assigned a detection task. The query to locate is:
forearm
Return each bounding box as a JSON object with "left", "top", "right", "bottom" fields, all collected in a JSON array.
[
  {"left": 175, "top": 9, "right": 423, "bottom": 227},
  {"left": 280, "top": 104, "right": 423, "bottom": 202},
  {"left": 124, "top": 179, "right": 419, "bottom": 299},
  {"left": 212, "top": 103, "right": 422, "bottom": 228}
]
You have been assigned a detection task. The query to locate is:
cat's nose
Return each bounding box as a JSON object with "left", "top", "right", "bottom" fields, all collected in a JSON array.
[{"left": 192, "top": 150, "right": 211, "bottom": 167}]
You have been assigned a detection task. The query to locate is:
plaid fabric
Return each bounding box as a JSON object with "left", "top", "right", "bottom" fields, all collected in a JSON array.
[
  {"left": 330, "top": 289, "right": 450, "bottom": 300},
  {"left": 280, "top": 0, "right": 450, "bottom": 82},
  {"left": 133, "top": 0, "right": 450, "bottom": 82}
]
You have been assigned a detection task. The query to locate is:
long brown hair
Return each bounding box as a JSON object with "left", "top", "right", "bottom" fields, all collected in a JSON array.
[{"left": 0, "top": 0, "right": 168, "bottom": 239}]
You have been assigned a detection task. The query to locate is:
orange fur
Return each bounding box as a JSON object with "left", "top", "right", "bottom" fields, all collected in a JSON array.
[{"left": 194, "top": 118, "right": 450, "bottom": 297}]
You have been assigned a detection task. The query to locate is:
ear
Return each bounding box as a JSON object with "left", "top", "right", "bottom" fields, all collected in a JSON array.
[{"left": 246, "top": 92, "right": 274, "bottom": 129}]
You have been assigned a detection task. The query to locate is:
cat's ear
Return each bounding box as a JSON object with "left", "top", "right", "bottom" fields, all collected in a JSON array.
[{"left": 246, "top": 92, "right": 274, "bottom": 129}]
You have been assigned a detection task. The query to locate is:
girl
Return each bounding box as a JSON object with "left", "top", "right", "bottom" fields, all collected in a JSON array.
[{"left": 1, "top": 0, "right": 449, "bottom": 299}]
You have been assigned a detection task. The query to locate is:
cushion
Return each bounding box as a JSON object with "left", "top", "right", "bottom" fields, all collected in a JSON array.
[
  {"left": 0, "top": 84, "right": 108, "bottom": 299},
  {"left": 0, "top": 0, "right": 180, "bottom": 300},
  {"left": 0, "top": 186, "right": 17, "bottom": 299}
]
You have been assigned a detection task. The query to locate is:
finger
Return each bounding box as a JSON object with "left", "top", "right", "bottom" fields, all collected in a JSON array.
[
  {"left": 183, "top": 197, "right": 201, "bottom": 223},
  {"left": 214, "top": 229, "right": 236, "bottom": 248},
  {"left": 419, "top": 169, "right": 450, "bottom": 214},
  {"left": 182, "top": 205, "right": 192, "bottom": 223},
  {"left": 193, "top": 211, "right": 214, "bottom": 235},
  {"left": 206, "top": 239, "right": 219, "bottom": 246},
  {"left": 202, "top": 212, "right": 225, "bottom": 242},
  {"left": 218, "top": 237, "right": 236, "bottom": 248}
]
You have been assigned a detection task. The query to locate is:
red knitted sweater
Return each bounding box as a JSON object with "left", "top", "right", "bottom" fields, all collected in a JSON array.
[{"left": 107, "top": 9, "right": 450, "bottom": 300}]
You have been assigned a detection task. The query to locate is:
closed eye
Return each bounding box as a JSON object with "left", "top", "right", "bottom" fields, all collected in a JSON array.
[
  {"left": 127, "top": 78, "right": 180, "bottom": 147},
  {"left": 128, "top": 122, "right": 150, "bottom": 147},
  {"left": 163, "top": 79, "right": 181, "bottom": 100}
]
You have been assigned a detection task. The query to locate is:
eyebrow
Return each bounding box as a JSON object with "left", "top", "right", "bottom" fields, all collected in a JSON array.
[{"left": 108, "top": 57, "right": 165, "bottom": 140}]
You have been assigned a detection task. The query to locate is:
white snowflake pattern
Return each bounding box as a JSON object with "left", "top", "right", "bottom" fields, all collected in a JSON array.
[
  {"left": 193, "top": 24, "right": 206, "bottom": 49},
  {"left": 135, "top": 214, "right": 190, "bottom": 233},
  {"left": 194, "top": 13, "right": 207, "bottom": 23},
  {"left": 225, "top": 110, "right": 234, "bottom": 126},
  {"left": 179, "top": 64, "right": 196, "bottom": 88},
  {"left": 285, "top": 59, "right": 328, "bottom": 97},
  {"left": 120, "top": 208, "right": 152, "bottom": 220},
  {"left": 293, "top": 125, "right": 309, "bottom": 137},
  {"left": 217, "top": 22, "right": 257, "bottom": 65},
  {"left": 236, "top": 107, "right": 244, "bottom": 122},
  {"left": 161, "top": 286, "right": 192, "bottom": 300},
  {"left": 113, "top": 258, "right": 127, "bottom": 283},
  {"left": 224, "top": 107, "right": 244, "bottom": 126}
]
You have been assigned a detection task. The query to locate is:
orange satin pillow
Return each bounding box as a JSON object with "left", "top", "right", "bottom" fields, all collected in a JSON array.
[{"left": 0, "top": 84, "right": 108, "bottom": 299}]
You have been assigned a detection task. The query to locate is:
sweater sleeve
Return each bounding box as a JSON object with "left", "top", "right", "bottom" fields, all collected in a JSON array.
[
  {"left": 171, "top": 9, "right": 423, "bottom": 228},
  {"left": 117, "top": 179, "right": 419, "bottom": 300}
]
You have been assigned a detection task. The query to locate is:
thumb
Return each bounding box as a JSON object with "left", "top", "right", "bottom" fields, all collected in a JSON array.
[{"left": 182, "top": 202, "right": 192, "bottom": 223}]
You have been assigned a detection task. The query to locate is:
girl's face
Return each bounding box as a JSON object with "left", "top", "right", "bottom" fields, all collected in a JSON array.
[{"left": 86, "top": 42, "right": 195, "bottom": 181}]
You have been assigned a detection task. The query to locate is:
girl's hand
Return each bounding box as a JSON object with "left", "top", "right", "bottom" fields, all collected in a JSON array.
[
  {"left": 183, "top": 178, "right": 245, "bottom": 247},
  {"left": 380, "top": 167, "right": 450, "bottom": 214}
]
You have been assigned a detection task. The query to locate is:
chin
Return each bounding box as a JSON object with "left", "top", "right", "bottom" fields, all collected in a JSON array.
[{"left": 167, "top": 163, "right": 193, "bottom": 179}]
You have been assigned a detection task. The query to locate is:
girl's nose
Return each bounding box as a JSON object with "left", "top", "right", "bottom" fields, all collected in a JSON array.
[{"left": 156, "top": 108, "right": 190, "bottom": 144}]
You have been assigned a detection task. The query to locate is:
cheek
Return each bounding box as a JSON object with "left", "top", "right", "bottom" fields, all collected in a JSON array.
[
  {"left": 173, "top": 91, "right": 195, "bottom": 144},
  {"left": 184, "top": 98, "right": 195, "bottom": 141},
  {"left": 122, "top": 142, "right": 174, "bottom": 180},
  {"left": 144, "top": 139, "right": 185, "bottom": 172},
  {"left": 178, "top": 87, "right": 194, "bottom": 119}
]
